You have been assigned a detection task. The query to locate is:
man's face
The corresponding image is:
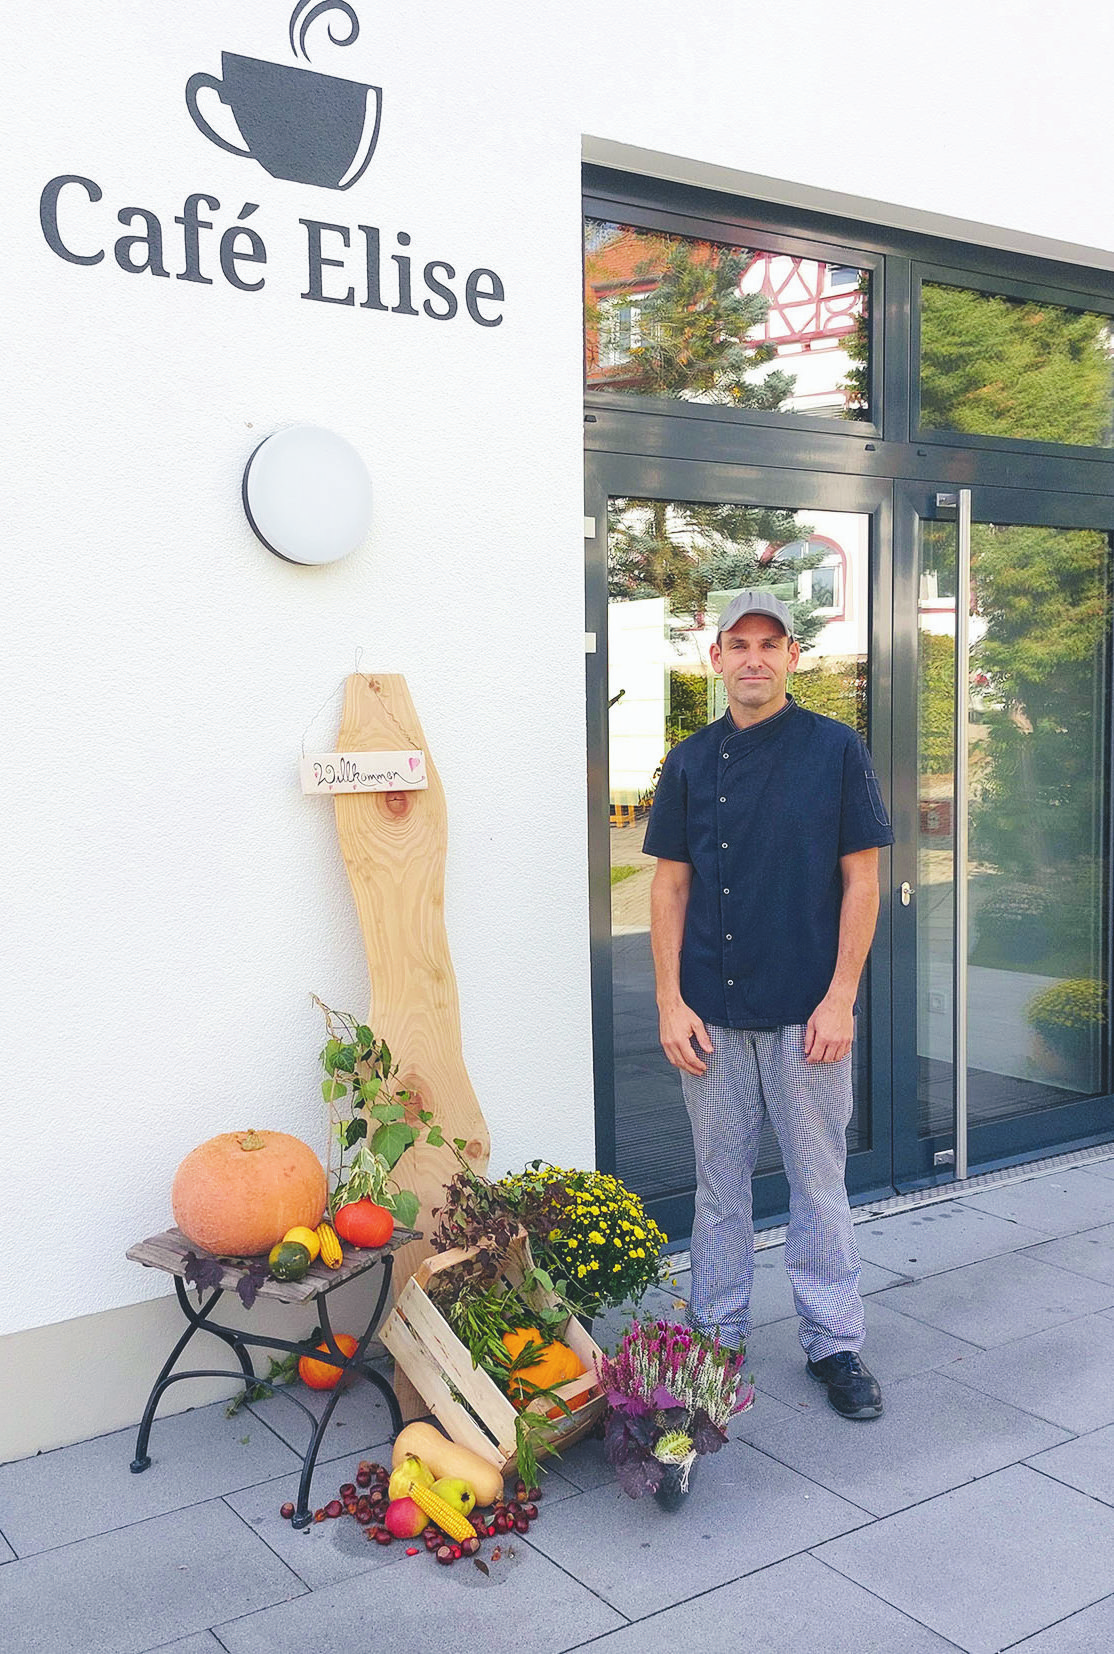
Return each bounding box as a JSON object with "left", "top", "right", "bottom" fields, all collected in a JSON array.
[{"left": 710, "top": 613, "right": 800, "bottom": 718}]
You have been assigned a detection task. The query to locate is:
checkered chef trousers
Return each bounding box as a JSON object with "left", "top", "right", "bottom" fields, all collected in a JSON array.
[{"left": 680, "top": 1023, "right": 865, "bottom": 1361}]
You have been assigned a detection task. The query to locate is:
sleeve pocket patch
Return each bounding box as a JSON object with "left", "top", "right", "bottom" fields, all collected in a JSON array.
[{"left": 865, "top": 770, "right": 889, "bottom": 827}]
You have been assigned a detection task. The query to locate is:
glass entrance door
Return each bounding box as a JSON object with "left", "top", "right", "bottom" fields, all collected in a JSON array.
[
  {"left": 586, "top": 457, "right": 894, "bottom": 1239},
  {"left": 892, "top": 483, "right": 1114, "bottom": 1183}
]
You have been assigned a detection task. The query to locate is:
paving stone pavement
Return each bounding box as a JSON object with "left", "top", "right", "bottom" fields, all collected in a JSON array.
[{"left": 5, "top": 1158, "right": 1114, "bottom": 1653}]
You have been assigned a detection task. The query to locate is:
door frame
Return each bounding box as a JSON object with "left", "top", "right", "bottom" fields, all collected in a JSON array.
[
  {"left": 890, "top": 479, "right": 1114, "bottom": 1187},
  {"left": 586, "top": 453, "right": 896, "bottom": 1237}
]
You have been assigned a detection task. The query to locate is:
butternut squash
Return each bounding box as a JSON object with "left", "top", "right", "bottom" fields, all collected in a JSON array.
[{"left": 390, "top": 1422, "right": 504, "bottom": 1506}]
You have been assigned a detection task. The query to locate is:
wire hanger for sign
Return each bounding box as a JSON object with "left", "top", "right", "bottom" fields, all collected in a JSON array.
[{"left": 299, "top": 656, "right": 426, "bottom": 794}]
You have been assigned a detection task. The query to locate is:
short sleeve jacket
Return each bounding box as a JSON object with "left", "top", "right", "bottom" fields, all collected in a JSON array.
[{"left": 642, "top": 698, "right": 894, "bottom": 1029}]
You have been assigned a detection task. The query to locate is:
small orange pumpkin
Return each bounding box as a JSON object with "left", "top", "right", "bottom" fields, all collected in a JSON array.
[
  {"left": 502, "top": 1327, "right": 585, "bottom": 1405},
  {"left": 171, "top": 1130, "right": 327, "bottom": 1257},
  {"left": 298, "top": 1333, "right": 359, "bottom": 1390}
]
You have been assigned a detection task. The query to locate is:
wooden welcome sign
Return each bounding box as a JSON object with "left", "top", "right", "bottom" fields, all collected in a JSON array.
[{"left": 321, "top": 675, "right": 490, "bottom": 1416}]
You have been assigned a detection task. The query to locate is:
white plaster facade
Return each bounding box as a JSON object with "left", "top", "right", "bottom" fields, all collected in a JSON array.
[{"left": 4, "top": 0, "right": 1114, "bottom": 1456}]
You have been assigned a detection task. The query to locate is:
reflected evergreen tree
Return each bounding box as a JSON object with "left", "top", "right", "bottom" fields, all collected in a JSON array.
[
  {"left": 920, "top": 284, "right": 1114, "bottom": 445},
  {"left": 607, "top": 497, "right": 828, "bottom": 649}
]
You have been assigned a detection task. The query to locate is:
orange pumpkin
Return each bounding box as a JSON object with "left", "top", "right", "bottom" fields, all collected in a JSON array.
[
  {"left": 171, "top": 1130, "right": 327, "bottom": 1257},
  {"left": 298, "top": 1333, "right": 359, "bottom": 1390},
  {"left": 502, "top": 1327, "right": 585, "bottom": 1405}
]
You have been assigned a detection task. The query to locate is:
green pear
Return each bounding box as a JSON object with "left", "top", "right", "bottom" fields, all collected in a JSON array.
[
  {"left": 431, "top": 1475, "right": 476, "bottom": 1517},
  {"left": 387, "top": 1455, "right": 434, "bottom": 1503}
]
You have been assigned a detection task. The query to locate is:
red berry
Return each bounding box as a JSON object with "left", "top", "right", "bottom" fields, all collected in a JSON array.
[
  {"left": 313, "top": 1510, "right": 326, "bottom": 1523},
  {"left": 279, "top": 1502, "right": 295, "bottom": 1520},
  {"left": 486, "top": 1525, "right": 496, "bottom": 1537},
  {"left": 406, "top": 1545, "right": 419, "bottom": 1556},
  {"left": 325, "top": 1500, "right": 343, "bottom": 1519}
]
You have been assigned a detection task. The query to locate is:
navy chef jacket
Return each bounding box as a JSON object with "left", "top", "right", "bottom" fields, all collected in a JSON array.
[{"left": 642, "top": 697, "right": 894, "bottom": 1030}]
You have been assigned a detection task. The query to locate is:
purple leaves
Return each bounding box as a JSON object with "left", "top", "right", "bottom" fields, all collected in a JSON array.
[
  {"left": 690, "top": 1409, "right": 728, "bottom": 1456},
  {"left": 649, "top": 1384, "right": 683, "bottom": 1411},
  {"left": 183, "top": 1251, "right": 269, "bottom": 1309}
]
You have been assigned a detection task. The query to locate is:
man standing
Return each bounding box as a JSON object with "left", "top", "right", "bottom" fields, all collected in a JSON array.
[{"left": 643, "top": 589, "right": 893, "bottom": 1420}]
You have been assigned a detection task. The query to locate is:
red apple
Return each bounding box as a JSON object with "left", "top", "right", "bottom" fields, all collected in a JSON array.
[{"left": 383, "top": 1497, "right": 426, "bottom": 1540}]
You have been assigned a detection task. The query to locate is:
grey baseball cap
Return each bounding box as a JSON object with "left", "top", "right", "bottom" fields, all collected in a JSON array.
[{"left": 716, "top": 588, "right": 795, "bottom": 639}]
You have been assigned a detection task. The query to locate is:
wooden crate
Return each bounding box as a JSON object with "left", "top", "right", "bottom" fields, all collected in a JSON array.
[{"left": 380, "top": 1234, "right": 606, "bottom": 1479}]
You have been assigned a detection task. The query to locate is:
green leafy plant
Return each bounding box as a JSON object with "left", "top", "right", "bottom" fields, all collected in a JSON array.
[{"left": 313, "top": 996, "right": 444, "bottom": 1230}]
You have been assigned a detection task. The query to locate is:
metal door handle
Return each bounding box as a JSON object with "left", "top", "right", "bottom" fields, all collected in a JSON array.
[{"left": 900, "top": 881, "right": 914, "bottom": 906}]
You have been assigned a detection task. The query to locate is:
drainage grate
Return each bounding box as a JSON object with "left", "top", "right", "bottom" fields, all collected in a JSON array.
[{"left": 664, "top": 1141, "right": 1114, "bottom": 1273}]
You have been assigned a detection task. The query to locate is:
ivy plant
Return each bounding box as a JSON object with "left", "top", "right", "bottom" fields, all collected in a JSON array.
[{"left": 313, "top": 995, "right": 444, "bottom": 1230}]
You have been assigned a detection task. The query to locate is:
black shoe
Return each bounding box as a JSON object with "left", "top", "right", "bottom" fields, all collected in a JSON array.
[{"left": 807, "top": 1351, "right": 883, "bottom": 1420}]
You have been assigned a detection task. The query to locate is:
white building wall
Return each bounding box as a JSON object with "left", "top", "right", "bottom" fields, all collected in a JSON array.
[{"left": 4, "top": 0, "right": 1114, "bottom": 1448}]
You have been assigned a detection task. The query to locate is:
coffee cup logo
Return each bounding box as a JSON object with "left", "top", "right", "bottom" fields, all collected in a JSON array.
[{"left": 185, "top": 1, "right": 382, "bottom": 190}]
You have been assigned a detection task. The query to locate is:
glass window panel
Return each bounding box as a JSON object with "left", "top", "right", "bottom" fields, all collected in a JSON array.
[
  {"left": 917, "top": 513, "right": 1112, "bottom": 1143},
  {"left": 920, "top": 281, "right": 1114, "bottom": 448},
  {"left": 966, "top": 523, "right": 1111, "bottom": 1120},
  {"left": 607, "top": 496, "right": 871, "bottom": 1199},
  {"left": 585, "top": 219, "right": 872, "bottom": 422},
  {"left": 916, "top": 518, "right": 958, "bottom": 1140}
]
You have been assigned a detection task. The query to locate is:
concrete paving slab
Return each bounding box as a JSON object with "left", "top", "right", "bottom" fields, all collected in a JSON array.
[
  {"left": 544, "top": 1430, "right": 616, "bottom": 1491},
  {"left": 244, "top": 1371, "right": 394, "bottom": 1457},
  {"left": 747, "top": 1299, "right": 977, "bottom": 1410},
  {"left": 815, "top": 1464, "right": 1114, "bottom": 1654},
  {"left": 854, "top": 1201, "right": 1048, "bottom": 1278},
  {"left": 150, "top": 1637, "right": 226, "bottom": 1653},
  {"left": 870, "top": 1252, "right": 1114, "bottom": 1347},
  {"left": 523, "top": 1439, "right": 869, "bottom": 1620},
  {"left": 1021, "top": 1227, "right": 1114, "bottom": 1286},
  {"left": 959, "top": 1168, "right": 1114, "bottom": 1237},
  {"left": 1006, "top": 1593, "right": 1114, "bottom": 1652},
  {"left": 0, "top": 1498, "right": 303, "bottom": 1654},
  {"left": 0, "top": 1530, "right": 14, "bottom": 1563},
  {"left": 1076, "top": 1159, "right": 1114, "bottom": 1182},
  {"left": 212, "top": 1531, "right": 624, "bottom": 1654},
  {"left": 945, "top": 1313, "right": 1114, "bottom": 1433},
  {"left": 565, "top": 1551, "right": 960, "bottom": 1653},
  {"left": 224, "top": 1446, "right": 417, "bottom": 1590},
  {"left": 1027, "top": 1423, "right": 1114, "bottom": 1508},
  {"left": 0, "top": 1400, "right": 300, "bottom": 1557},
  {"left": 726, "top": 1369, "right": 1066, "bottom": 1516}
]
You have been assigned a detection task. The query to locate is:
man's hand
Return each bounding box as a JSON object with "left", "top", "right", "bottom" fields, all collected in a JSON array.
[
  {"left": 804, "top": 994, "right": 854, "bottom": 1064},
  {"left": 659, "top": 1001, "right": 714, "bottom": 1075}
]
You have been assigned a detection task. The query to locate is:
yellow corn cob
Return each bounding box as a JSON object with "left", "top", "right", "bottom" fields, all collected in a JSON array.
[
  {"left": 403, "top": 1479, "right": 476, "bottom": 1542},
  {"left": 316, "top": 1222, "right": 343, "bottom": 1269}
]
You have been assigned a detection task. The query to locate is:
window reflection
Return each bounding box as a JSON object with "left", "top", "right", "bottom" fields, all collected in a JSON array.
[
  {"left": 585, "top": 219, "right": 871, "bottom": 421},
  {"left": 920, "top": 281, "right": 1114, "bottom": 448},
  {"left": 607, "top": 496, "right": 872, "bottom": 1200}
]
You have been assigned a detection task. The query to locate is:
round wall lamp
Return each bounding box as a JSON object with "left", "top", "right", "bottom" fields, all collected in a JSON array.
[{"left": 242, "top": 425, "right": 373, "bottom": 565}]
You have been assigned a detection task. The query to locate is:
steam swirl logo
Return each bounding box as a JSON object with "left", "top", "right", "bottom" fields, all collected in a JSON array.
[{"left": 185, "top": 2, "right": 382, "bottom": 191}]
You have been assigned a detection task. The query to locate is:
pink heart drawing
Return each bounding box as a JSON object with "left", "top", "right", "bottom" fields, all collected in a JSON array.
[{"left": 409, "top": 754, "right": 421, "bottom": 772}]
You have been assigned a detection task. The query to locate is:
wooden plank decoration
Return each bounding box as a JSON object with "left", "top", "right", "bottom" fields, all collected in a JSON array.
[
  {"left": 330, "top": 674, "right": 490, "bottom": 1419},
  {"left": 300, "top": 751, "right": 428, "bottom": 794}
]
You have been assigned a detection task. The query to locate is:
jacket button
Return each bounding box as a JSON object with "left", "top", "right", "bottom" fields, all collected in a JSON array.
[
  {"left": 727, "top": 979, "right": 734, "bottom": 987},
  {"left": 723, "top": 887, "right": 730, "bottom": 894},
  {"left": 720, "top": 797, "right": 726, "bottom": 803},
  {"left": 725, "top": 933, "right": 733, "bottom": 941}
]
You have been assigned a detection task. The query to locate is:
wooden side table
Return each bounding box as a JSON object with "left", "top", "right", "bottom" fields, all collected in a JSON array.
[{"left": 126, "top": 1225, "right": 417, "bottom": 1527}]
